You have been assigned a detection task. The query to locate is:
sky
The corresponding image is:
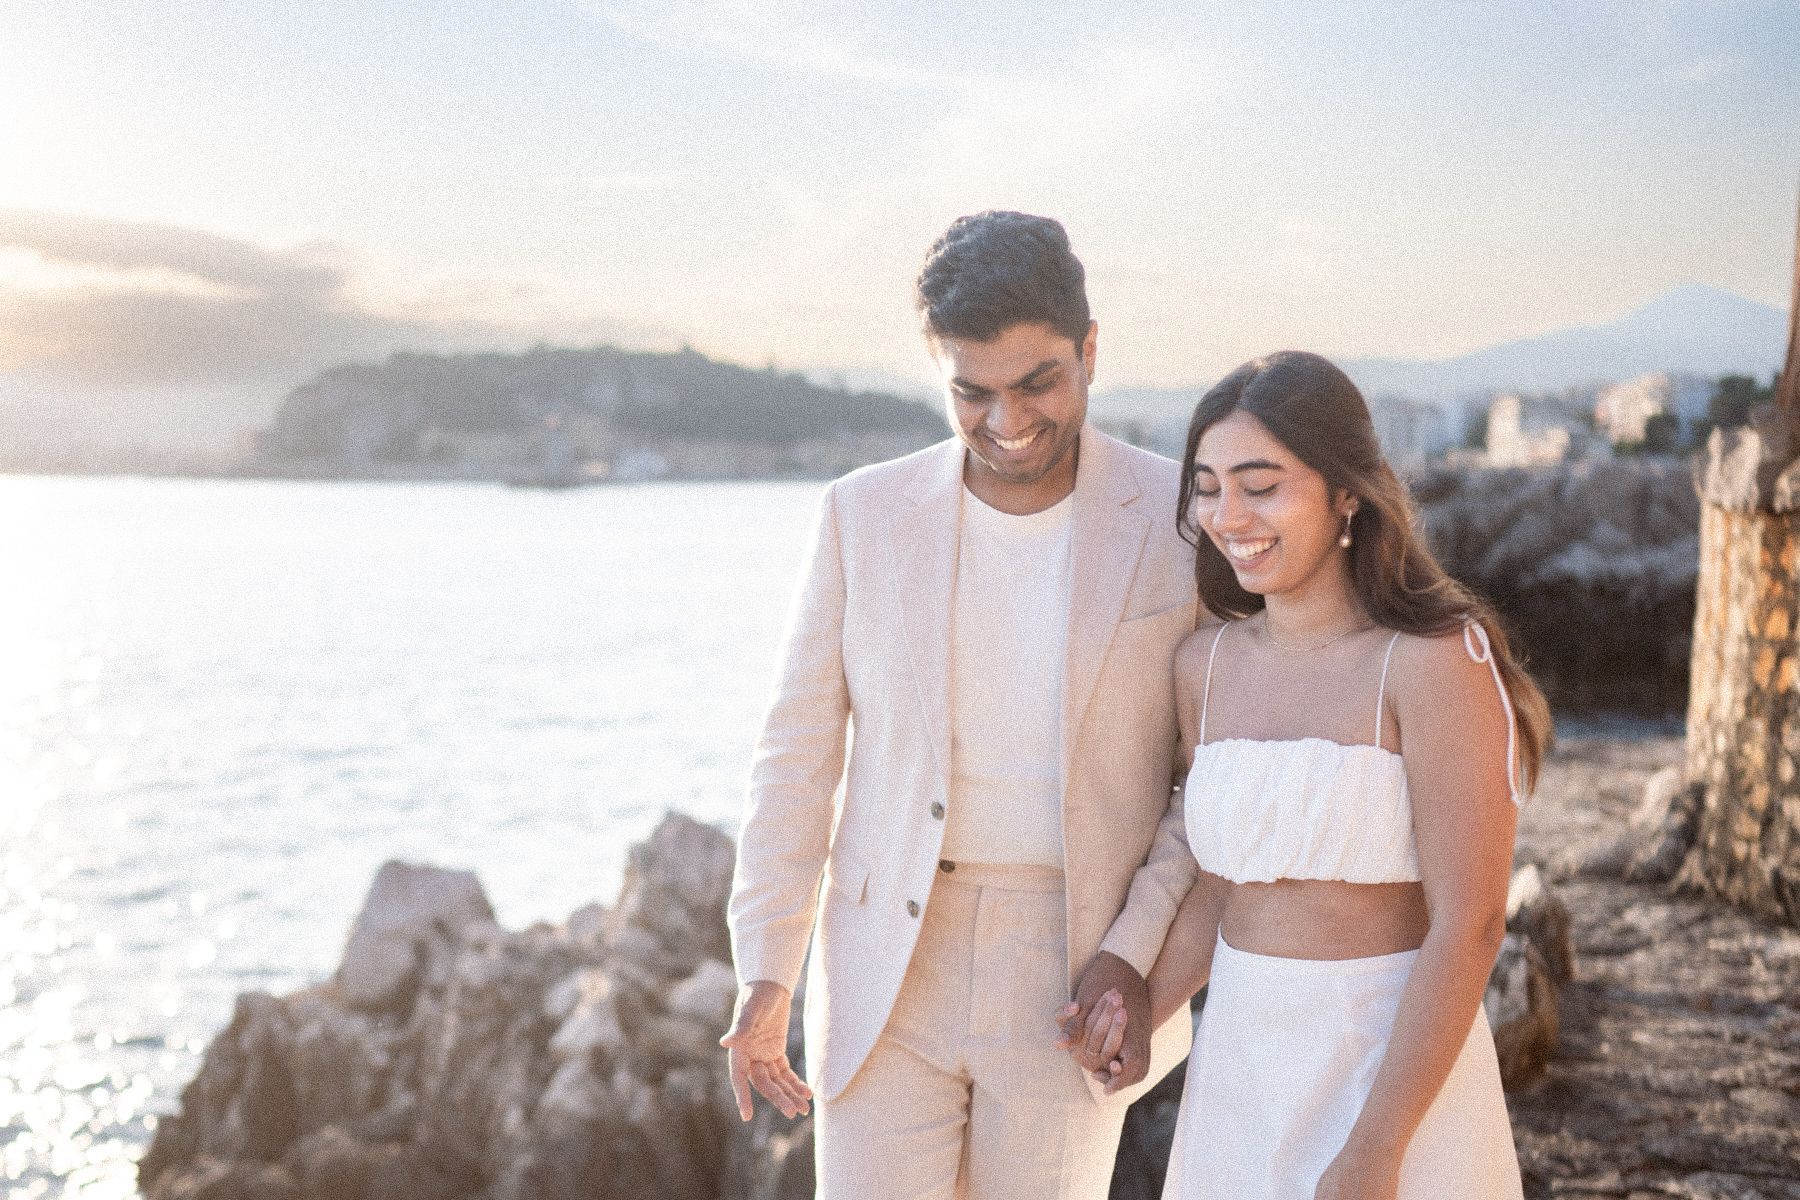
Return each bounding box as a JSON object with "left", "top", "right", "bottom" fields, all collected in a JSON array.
[{"left": 2, "top": 0, "right": 1797, "bottom": 402}]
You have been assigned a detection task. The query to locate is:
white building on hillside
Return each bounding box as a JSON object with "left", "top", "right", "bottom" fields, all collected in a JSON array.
[
  {"left": 1593, "top": 372, "right": 1713, "bottom": 445},
  {"left": 1477, "top": 393, "right": 1587, "bottom": 468}
]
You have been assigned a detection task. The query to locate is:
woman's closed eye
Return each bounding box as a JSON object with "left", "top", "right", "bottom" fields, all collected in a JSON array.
[{"left": 1193, "top": 484, "right": 1277, "bottom": 499}]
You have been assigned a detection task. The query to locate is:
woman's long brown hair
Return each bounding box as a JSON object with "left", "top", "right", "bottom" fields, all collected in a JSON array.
[{"left": 1176, "top": 350, "right": 1552, "bottom": 792}]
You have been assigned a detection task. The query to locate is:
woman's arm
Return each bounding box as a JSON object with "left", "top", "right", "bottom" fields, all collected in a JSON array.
[
  {"left": 1146, "top": 868, "right": 1230, "bottom": 1026},
  {"left": 1320, "top": 627, "right": 1519, "bottom": 1191},
  {"left": 1077, "top": 869, "right": 1229, "bottom": 1092}
]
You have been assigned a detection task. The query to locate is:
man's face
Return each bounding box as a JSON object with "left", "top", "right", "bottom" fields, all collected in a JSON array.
[{"left": 930, "top": 320, "right": 1096, "bottom": 503}]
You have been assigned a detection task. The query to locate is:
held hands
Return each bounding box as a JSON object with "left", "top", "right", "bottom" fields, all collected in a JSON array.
[
  {"left": 1054, "top": 951, "right": 1150, "bottom": 1095},
  {"left": 719, "top": 980, "right": 812, "bottom": 1121}
]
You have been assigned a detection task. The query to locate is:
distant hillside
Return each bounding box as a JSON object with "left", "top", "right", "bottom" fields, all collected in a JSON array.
[
  {"left": 1340, "top": 284, "right": 1786, "bottom": 399},
  {"left": 257, "top": 344, "right": 949, "bottom": 481},
  {"left": 1088, "top": 284, "right": 1789, "bottom": 459}
]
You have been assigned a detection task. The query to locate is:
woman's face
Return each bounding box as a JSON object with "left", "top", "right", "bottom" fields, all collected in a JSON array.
[{"left": 1189, "top": 409, "right": 1354, "bottom": 596}]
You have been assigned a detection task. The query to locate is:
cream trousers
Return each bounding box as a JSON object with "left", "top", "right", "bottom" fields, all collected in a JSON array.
[{"left": 814, "top": 861, "right": 1128, "bottom": 1200}]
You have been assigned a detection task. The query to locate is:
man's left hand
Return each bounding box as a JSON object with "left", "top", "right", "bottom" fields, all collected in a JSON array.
[{"left": 1055, "top": 951, "right": 1150, "bottom": 1093}]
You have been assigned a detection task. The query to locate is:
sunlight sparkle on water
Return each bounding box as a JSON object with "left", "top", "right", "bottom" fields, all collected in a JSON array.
[{"left": 0, "top": 474, "right": 823, "bottom": 1192}]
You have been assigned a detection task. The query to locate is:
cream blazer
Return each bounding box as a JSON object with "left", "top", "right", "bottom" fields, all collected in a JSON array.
[{"left": 729, "top": 426, "right": 1200, "bottom": 1105}]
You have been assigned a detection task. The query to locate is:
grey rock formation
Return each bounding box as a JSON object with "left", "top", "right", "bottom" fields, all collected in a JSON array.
[
  {"left": 1484, "top": 865, "right": 1571, "bottom": 1090},
  {"left": 335, "top": 861, "right": 497, "bottom": 1012},
  {"left": 1413, "top": 458, "right": 1700, "bottom": 712},
  {"left": 1565, "top": 764, "right": 1706, "bottom": 886},
  {"left": 139, "top": 813, "right": 810, "bottom": 1200},
  {"left": 143, "top": 814, "right": 1588, "bottom": 1200}
]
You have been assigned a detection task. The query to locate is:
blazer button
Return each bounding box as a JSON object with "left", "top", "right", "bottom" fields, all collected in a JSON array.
[
  {"left": 930, "top": 801, "right": 945, "bottom": 820},
  {"left": 906, "top": 900, "right": 920, "bottom": 918}
]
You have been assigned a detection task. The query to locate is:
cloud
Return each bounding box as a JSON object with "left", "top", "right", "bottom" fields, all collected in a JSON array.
[
  {"left": 0, "top": 209, "right": 673, "bottom": 391},
  {"left": 0, "top": 208, "right": 344, "bottom": 300}
]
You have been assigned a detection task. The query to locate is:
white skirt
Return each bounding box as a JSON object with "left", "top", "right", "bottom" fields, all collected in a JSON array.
[{"left": 1163, "top": 933, "right": 1524, "bottom": 1200}]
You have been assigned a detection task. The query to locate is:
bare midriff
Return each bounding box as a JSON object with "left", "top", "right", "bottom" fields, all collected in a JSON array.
[{"left": 1218, "top": 878, "right": 1430, "bottom": 960}]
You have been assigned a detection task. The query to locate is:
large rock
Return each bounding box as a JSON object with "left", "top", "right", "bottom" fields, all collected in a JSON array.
[
  {"left": 335, "top": 861, "right": 497, "bottom": 1012},
  {"left": 140, "top": 813, "right": 801, "bottom": 1200},
  {"left": 1484, "top": 932, "right": 1559, "bottom": 1090},
  {"left": 1484, "top": 864, "right": 1572, "bottom": 1090},
  {"left": 1413, "top": 458, "right": 1700, "bottom": 712},
  {"left": 1506, "top": 863, "right": 1573, "bottom": 985},
  {"left": 1567, "top": 764, "right": 1705, "bottom": 885}
]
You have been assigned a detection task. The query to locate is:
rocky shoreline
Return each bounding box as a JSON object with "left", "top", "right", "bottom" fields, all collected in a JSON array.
[
  {"left": 137, "top": 737, "right": 1799, "bottom": 1199},
  {"left": 1509, "top": 738, "right": 1800, "bottom": 1199}
]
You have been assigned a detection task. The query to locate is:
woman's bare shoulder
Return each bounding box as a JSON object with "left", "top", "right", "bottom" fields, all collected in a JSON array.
[
  {"left": 1176, "top": 619, "right": 1232, "bottom": 670},
  {"left": 1386, "top": 623, "right": 1506, "bottom": 717}
]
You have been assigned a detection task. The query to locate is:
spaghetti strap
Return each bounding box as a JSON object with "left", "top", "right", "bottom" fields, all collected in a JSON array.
[
  {"left": 1198, "top": 623, "right": 1230, "bottom": 747},
  {"left": 1373, "top": 631, "right": 1402, "bottom": 749},
  {"left": 1463, "top": 621, "right": 1524, "bottom": 805}
]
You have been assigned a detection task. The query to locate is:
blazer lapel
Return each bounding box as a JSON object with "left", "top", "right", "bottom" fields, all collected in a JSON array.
[
  {"left": 1061, "top": 427, "right": 1150, "bottom": 790},
  {"left": 890, "top": 439, "right": 965, "bottom": 784}
]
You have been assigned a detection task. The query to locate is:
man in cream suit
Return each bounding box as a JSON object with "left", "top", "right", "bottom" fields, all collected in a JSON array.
[{"left": 722, "top": 211, "right": 1199, "bottom": 1198}]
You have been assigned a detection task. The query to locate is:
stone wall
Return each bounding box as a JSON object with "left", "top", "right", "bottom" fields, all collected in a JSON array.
[{"left": 1679, "top": 417, "right": 1800, "bottom": 926}]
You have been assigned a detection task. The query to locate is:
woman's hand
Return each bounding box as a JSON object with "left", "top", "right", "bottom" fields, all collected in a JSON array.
[
  {"left": 1056, "top": 989, "right": 1130, "bottom": 1086},
  {"left": 1055, "top": 951, "right": 1149, "bottom": 1089},
  {"left": 1313, "top": 1136, "right": 1402, "bottom": 1200}
]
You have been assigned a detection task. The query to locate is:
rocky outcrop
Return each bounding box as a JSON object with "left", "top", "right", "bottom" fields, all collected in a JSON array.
[
  {"left": 1485, "top": 865, "right": 1571, "bottom": 1090},
  {"left": 1413, "top": 459, "right": 1700, "bottom": 713},
  {"left": 1510, "top": 736, "right": 1800, "bottom": 1199},
  {"left": 138, "top": 814, "right": 809, "bottom": 1200},
  {"left": 141, "top": 812, "right": 1583, "bottom": 1200}
]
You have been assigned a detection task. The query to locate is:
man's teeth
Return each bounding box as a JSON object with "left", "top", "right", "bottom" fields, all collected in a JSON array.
[
  {"left": 1228, "top": 539, "right": 1275, "bottom": 560},
  {"left": 993, "top": 431, "right": 1038, "bottom": 451}
]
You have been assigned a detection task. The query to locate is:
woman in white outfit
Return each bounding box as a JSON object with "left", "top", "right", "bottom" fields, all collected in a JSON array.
[{"left": 1070, "top": 351, "right": 1550, "bottom": 1200}]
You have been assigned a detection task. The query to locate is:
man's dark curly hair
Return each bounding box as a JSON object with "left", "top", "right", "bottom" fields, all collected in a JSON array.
[{"left": 914, "top": 211, "right": 1091, "bottom": 352}]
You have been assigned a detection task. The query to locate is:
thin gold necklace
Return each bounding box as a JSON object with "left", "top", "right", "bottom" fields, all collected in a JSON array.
[{"left": 1259, "top": 612, "right": 1372, "bottom": 652}]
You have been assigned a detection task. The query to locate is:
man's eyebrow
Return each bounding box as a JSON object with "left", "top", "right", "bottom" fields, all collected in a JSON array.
[
  {"left": 1192, "top": 459, "right": 1287, "bottom": 475},
  {"left": 950, "top": 358, "right": 1062, "bottom": 393}
]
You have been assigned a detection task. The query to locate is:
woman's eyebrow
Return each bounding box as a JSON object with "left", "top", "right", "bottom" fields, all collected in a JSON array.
[{"left": 1193, "top": 459, "right": 1286, "bottom": 475}]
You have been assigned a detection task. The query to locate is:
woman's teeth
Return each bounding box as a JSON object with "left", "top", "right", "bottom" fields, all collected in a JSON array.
[{"left": 1228, "top": 538, "right": 1275, "bottom": 561}]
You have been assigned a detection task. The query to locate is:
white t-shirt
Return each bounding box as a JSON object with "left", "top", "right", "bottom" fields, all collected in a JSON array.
[{"left": 940, "top": 487, "right": 1073, "bottom": 868}]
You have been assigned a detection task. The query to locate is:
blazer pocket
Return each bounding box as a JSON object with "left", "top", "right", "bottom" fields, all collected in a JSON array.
[{"left": 823, "top": 855, "right": 871, "bottom": 905}]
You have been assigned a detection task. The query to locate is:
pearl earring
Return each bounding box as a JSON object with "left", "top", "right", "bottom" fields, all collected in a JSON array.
[{"left": 1339, "top": 512, "right": 1353, "bottom": 548}]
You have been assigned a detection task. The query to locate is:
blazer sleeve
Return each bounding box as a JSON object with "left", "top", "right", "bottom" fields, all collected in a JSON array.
[
  {"left": 727, "top": 484, "right": 852, "bottom": 992},
  {"left": 1096, "top": 673, "right": 1199, "bottom": 977},
  {"left": 1097, "top": 786, "right": 1197, "bottom": 977}
]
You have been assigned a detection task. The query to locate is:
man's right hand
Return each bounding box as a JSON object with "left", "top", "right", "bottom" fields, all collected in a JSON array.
[{"left": 719, "top": 979, "right": 811, "bottom": 1121}]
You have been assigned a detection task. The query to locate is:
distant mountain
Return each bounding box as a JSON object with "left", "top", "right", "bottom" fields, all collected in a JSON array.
[
  {"left": 1088, "top": 284, "right": 1789, "bottom": 439},
  {"left": 1341, "top": 284, "right": 1787, "bottom": 400}
]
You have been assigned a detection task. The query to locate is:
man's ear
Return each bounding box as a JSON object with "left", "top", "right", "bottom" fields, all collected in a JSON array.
[{"left": 1081, "top": 320, "right": 1098, "bottom": 383}]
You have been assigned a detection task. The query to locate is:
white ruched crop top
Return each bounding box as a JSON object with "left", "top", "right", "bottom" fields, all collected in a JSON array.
[{"left": 1183, "top": 620, "right": 1523, "bottom": 885}]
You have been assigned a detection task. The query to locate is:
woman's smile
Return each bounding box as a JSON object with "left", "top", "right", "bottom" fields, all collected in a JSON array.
[{"left": 1224, "top": 537, "right": 1277, "bottom": 568}]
